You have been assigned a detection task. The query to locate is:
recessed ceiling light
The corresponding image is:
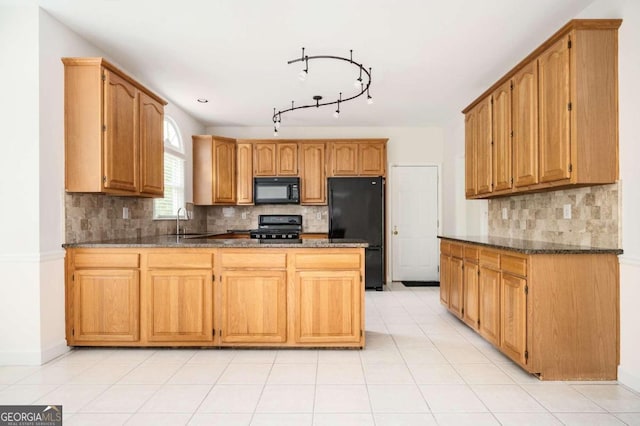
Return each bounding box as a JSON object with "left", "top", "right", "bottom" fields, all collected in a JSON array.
[{"left": 197, "top": 98, "right": 208, "bottom": 103}]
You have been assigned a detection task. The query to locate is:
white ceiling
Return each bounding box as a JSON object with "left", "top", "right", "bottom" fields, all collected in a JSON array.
[{"left": 39, "top": 0, "right": 595, "bottom": 129}]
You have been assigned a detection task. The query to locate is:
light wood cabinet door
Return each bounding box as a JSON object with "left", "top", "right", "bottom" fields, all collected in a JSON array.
[
  {"left": 501, "top": 273, "right": 528, "bottom": 366},
  {"left": 73, "top": 269, "right": 139, "bottom": 342},
  {"left": 294, "top": 270, "right": 361, "bottom": 344},
  {"left": 439, "top": 253, "right": 450, "bottom": 307},
  {"left": 479, "top": 266, "right": 501, "bottom": 347},
  {"left": 513, "top": 61, "right": 539, "bottom": 187},
  {"left": 492, "top": 81, "right": 512, "bottom": 192},
  {"left": 254, "top": 143, "right": 277, "bottom": 176},
  {"left": 358, "top": 142, "right": 385, "bottom": 176},
  {"left": 220, "top": 270, "right": 287, "bottom": 344},
  {"left": 213, "top": 139, "right": 237, "bottom": 204},
  {"left": 277, "top": 143, "right": 298, "bottom": 175},
  {"left": 463, "top": 261, "right": 479, "bottom": 330},
  {"left": 147, "top": 270, "right": 213, "bottom": 342},
  {"left": 139, "top": 92, "right": 164, "bottom": 196},
  {"left": 103, "top": 70, "right": 138, "bottom": 192},
  {"left": 538, "top": 36, "right": 571, "bottom": 183},
  {"left": 465, "top": 110, "right": 477, "bottom": 197},
  {"left": 236, "top": 142, "right": 253, "bottom": 204},
  {"left": 475, "top": 98, "right": 493, "bottom": 195},
  {"left": 449, "top": 257, "right": 464, "bottom": 318},
  {"left": 330, "top": 143, "right": 358, "bottom": 176},
  {"left": 300, "top": 143, "right": 326, "bottom": 205}
]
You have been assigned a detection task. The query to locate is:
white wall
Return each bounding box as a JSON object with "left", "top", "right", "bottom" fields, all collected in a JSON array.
[
  {"left": 0, "top": 7, "right": 204, "bottom": 365},
  {"left": 575, "top": 0, "right": 640, "bottom": 393}
]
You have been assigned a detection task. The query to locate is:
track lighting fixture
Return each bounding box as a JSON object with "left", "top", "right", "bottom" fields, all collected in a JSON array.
[{"left": 272, "top": 48, "right": 373, "bottom": 134}]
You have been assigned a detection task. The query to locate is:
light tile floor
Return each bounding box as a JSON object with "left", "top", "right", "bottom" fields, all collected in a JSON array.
[{"left": 1, "top": 283, "right": 639, "bottom": 425}]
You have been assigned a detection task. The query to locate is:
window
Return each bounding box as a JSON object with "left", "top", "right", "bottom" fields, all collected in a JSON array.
[{"left": 153, "top": 116, "right": 185, "bottom": 219}]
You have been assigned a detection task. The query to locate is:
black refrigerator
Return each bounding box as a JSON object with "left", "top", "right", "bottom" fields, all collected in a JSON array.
[{"left": 328, "top": 177, "right": 385, "bottom": 291}]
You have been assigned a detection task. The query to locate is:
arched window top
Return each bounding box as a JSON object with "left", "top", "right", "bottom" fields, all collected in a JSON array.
[{"left": 163, "top": 115, "right": 183, "bottom": 154}]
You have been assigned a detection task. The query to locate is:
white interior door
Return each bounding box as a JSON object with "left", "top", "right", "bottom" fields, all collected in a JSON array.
[{"left": 391, "top": 165, "right": 439, "bottom": 281}]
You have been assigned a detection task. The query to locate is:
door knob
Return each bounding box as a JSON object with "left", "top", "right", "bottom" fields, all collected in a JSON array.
[{"left": 393, "top": 226, "right": 398, "bottom": 235}]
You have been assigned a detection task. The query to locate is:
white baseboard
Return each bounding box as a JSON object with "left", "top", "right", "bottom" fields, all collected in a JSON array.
[
  {"left": 618, "top": 366, "right": 640, "bottom": 393},
  {"left": 0, "top": 341, "right": 69, "bottom": 366}
]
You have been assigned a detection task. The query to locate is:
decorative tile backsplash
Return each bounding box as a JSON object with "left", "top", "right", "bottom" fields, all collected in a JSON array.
[
  {"left": 65, "top": 193, "right": 328, "bottom": 243},
  {"left": 206, "top": 205, "right": 328, "bottom": 234},
  {"left": 65, "top": 194, "right": 207, "bottom": 243},
  {"left": 488, "top": 183, "right": 619, "bottom": 248}
]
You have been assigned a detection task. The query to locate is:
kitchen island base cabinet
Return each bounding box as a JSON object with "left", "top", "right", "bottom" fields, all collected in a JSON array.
[
  {"left": 65, "top": 246, "right": 365, "bottom": 348},
  {"left": 294, "top": 271, "right": 362, "bottom": 344},
  {"left": 439, "top": 238, "right": 619, "bottom": 380}
]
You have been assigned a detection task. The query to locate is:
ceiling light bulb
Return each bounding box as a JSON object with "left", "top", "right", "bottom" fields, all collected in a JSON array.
[
  {"left": 274, "top": 129, "right": 278, "bottom": 136},
  {"left": 333, "top": 110, "right": 340, "bottom": 119},
  {"left": 367, "top": 96, "right": 374, "bottom": 105},
  {"left": 353, "top": 78, "right": 363, "bottom": 88},
  {"left": 298, "top": 70, "right": 308, "bottom": 81}
]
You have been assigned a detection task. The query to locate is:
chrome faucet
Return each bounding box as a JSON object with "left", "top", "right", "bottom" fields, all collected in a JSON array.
[{"left": 176, "top": 207, "right": 185, "bottom": 235}]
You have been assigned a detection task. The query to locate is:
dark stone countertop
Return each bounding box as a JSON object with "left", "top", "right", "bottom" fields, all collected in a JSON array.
[
  {"left": 438, "top": 235, "right": 623, "bottom": 255},
  {"left": 63, "top": 235, "right": 368, "bottom": 249}
]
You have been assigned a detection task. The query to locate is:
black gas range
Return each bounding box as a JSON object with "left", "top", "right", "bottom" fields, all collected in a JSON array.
[{"left": 249, "top": 214, "right": 302, "bottom": 239}]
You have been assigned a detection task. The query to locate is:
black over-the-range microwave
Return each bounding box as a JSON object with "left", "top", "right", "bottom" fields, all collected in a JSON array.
[{"left": 254, "top": 177, "right": 300, "bottom": 204}]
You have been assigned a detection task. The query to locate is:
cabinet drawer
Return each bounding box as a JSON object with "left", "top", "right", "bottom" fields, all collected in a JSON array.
[
  {"left": 221, "top": 252, "right": 286, "bottom": 269},
  {"left": 480, "top": 250, "right": 500, "bottom": 269},
  {"left": 74, "top": 252, "right": 139, "bottom": 269},
  {"left": 294, "top": 253, "right": 361, "bottom": 270},
  {"left": 450, "top": 243, "right": 464, "bottom": 258},
  {"left": 148, "top": 252, "right": 213, "bottom": 269},
  {"left": 440, "top": 240, "right": 450, "bottom": 255},
  {"left": 464, "top": 246, "right": 479, "bottom": 262},
  {"left": 502, "top": 255, "right": 527, "bottom": 277}
]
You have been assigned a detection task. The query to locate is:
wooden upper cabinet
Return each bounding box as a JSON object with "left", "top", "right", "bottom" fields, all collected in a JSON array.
[
  {"left": 538, "top": 35, "right": 571, "bottom": 183},
  {"left": 103, "top": 70, "right": 139, "bottom": 193},
  {"left": 330, "top": 140, "right": 387, "bottom": 177},
  {"left": 277, "top": 143, "right": 298, "bottom": 175},
  {"left": 464, "top": 110, "right": 477, "bottom": 197},
  {"left": 330, "top": 142, "right": 358, "bottom": 176},
  {"left": 193, "top": 135, "right": 237, "bottom": 205},
  {"left": 139, "top": 92, "right": 164, "bottom": 196},
  {"left": 299, "top": 143, "right": 326, "bottom": 205},
  {"left": 62, "top": 57, "right": 167, "bottom": 196},
  {"left": 462, "top": 19, "right": 620, "bottom": 198},
  {"left": 254, "top": 142, "right": 277, "bottom": 176},
  {"left": 492, "top": 80, "right": 512, "bottom": 192},
  {"left": 236, "top": 142, "right": 253, "bottom": 204},
  {"left": 358, "top": 142, "right": 386, "bottom": 175},
  {"left": 475, "top": 98, "right": 493, "bottom": 195},
  {"left": 512, "top": 61, "right": 539, "bottom": 187}
]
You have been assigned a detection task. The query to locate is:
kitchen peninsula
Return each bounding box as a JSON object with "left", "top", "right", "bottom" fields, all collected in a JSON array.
[{"left": 63, "top": 237, "right": 366, "bottom": 349}]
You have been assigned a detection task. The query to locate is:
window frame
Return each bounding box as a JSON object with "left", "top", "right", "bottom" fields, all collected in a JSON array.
[{"left": 153, "top": 115, "right": 186, "bottom": 220}]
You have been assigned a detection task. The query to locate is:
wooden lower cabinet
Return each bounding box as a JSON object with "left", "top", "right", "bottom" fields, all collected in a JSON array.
[
  {"left": 65, "top": 247, "right": 364, "bottom": 348},
  {"left": 439, "top": 239, "right": 619, "bottom": 380},
  {"left": 462, "top": 260, "right": 479, "bottom": 330},
  {"left": 294, "top": 270, "right": 361, "bottom": 344},
  {"left": 72, "top": 269, "right": 140, "bottom": 343},
  {"left": 478, "top": 266, "right": 501, "bottom": 347},
  {"left": 147, "top": 270, "right": 213, "bottom": 342},
  {"left": 220, "top": 270, "right": 287, "bottom": 344},
  {"left": 500, "top": 272, "right": 527, "bottom": 365}
]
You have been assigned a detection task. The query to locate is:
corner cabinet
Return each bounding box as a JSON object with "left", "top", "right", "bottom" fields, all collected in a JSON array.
[
  {"left": 439, "top": 238, "right": 619, "bottom": 380},
  {"left": 62, "top": 57, "right": 167, "bottom": 197},
  {"left": 193, "top": 135, "right": 237, "bottom": 205},
  {"left": 463, "top": 19, "right": 621, "bottom": 199}
]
